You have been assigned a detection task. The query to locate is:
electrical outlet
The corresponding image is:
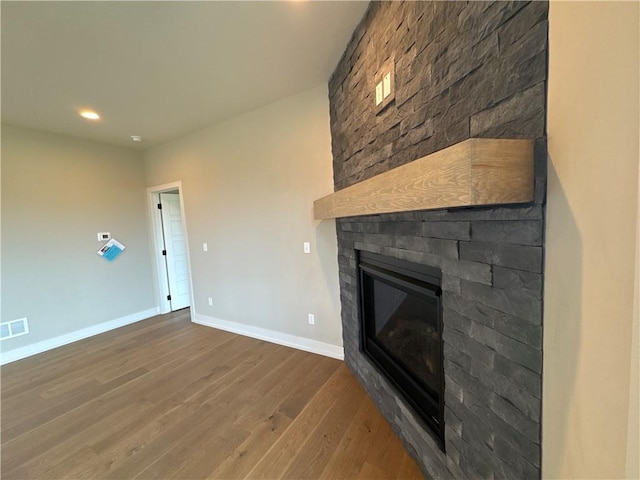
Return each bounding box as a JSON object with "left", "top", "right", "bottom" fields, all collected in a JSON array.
[
  {"left": 208, "top": 297, "right": 213, "bottom": 306},
  {"left": 308, "top": 314, "right": 315, "bottom": 325},
  {"left": 303, "top": 242, "right": 311, "bottom": 254},
  {"left": 203, "top": 243, "right": 208, "bottom": 252}
]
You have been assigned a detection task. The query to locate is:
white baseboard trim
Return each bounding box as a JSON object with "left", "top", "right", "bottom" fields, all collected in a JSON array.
[
  {"left": 192, "top": 313, "right": 344, "bottom": 361},
  {"left": 0, "top": 307, "right": 160, "bottom": 365}
]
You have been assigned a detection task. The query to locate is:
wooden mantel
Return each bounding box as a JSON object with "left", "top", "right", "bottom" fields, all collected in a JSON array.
[{"left": 314, "top": 138, "right": 534, "bottom": 220}]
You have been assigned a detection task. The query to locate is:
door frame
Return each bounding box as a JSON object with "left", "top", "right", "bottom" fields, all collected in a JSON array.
[{"left": 147, "top": 181, "right": 195, "bottom": 314}]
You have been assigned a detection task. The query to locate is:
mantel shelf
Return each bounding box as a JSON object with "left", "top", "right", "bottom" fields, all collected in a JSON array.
[{"left": 313, "top": 138, "right": 534, "bottom": 220}]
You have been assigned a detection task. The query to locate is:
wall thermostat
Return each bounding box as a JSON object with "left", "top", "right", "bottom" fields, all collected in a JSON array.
[{"left": 97, "top": 232, "right": 111, "bottom": 241}]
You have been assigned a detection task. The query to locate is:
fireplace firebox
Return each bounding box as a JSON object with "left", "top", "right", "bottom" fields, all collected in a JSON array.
[{"left": 358, "top": 251, "right": 445, "bottom": 447}]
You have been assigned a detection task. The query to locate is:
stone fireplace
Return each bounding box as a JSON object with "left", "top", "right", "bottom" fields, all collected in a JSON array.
[{"left": 327, "top": 1, "right": 547, "bottom": 478}]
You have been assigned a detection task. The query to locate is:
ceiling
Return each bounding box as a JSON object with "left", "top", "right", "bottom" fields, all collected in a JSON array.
[{"left": 1, "top": 1, "right": 368, "bottom": 149}]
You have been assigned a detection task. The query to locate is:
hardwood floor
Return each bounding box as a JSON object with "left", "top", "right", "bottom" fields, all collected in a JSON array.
[{"left": 1, "top": 310, "right": 423, "bottom": 479}]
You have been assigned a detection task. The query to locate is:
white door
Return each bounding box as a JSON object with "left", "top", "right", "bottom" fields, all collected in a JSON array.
[{"left": 160, "top": 192, "right": 190, "bottom": 311}]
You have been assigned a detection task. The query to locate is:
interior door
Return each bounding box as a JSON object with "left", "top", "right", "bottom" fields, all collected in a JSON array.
[{"left": 160, "top": 192, "right": 190, "bottom": 311}]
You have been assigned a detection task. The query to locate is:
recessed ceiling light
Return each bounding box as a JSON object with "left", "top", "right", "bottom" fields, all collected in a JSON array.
[
  {"left": 131, "top": 135, "right": 143, "bottom": 142},
  {"left": 80, "top": 110, "right": 100, "bottom": 120}
]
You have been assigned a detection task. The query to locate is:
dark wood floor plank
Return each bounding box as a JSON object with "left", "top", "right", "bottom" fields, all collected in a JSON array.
[
  {"left": 1, "top": 310, "right": 423, "bottom": 480},
  {"left": 95, "top": 342, "right": 291, "bottom": 479},
  {"left": 245, "top": 364, "right": 352, "bottom": 479},
  {"left": 319, "top": 391, "right": 386, "bottom": 479},
  {"left": 0, "top": 310, "right": 187, "bottom": 395},
  {"left": 207, "top": 409, "right": 293, "bottom": 479},
  {"left": 281, "top": 372, "right": 367, "bottom": 479},
  {"left": 0, "top": 328, "right": 233, "bottom": 444},
  {"left": 0, "top": 320, "right": 190, "bottom": 417},
  {"left": 0, "top": 327, "right": 244, "bottom": 473},
  {"left": 39, "top": 338, "right": 272, "bottom": 479}
]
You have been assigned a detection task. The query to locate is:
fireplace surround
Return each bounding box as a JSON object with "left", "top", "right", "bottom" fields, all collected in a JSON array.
[{"left": 328, "top": 1, "right": 548, "bottom": 478}]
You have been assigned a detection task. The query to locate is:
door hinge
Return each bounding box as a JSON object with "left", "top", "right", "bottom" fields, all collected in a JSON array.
[
  {"left": 157, "top": 203, "right": 162, "bottom": 210},
  {"left": 167, "top": 295, "right": 172, "bottom": 301},
  {"left": 162, "top": 250, "right": 167, "bottom": 256}
]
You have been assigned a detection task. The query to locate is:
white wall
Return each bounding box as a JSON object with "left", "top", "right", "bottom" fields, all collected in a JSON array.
[
  {"left": 544, "top": 2, "right": 640, "bottom": 478},
  {"left": 1, "top": 125, "right": 156, "bottom": 357},
  {"left": 144, "top": 85, "right": 342, "bottom": 352}
]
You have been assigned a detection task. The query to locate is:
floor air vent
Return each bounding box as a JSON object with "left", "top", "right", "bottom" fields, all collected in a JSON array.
[{"left": 1, "top": 318, "right": 29, "bottom": 340}]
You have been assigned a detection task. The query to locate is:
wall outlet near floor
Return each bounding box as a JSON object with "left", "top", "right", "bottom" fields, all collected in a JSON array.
[
  {"left": 303, "top": 242, "right": 311, "bottom": 254},
  {"left": 308, "top": 313, "right": 315, "bottom": 325},
  {"left": 208, "top": 297, "right": 213, "bottom": 306}
]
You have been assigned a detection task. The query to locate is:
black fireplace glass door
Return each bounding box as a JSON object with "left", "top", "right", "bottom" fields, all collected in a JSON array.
[{"left": 367, "top": 276, "right": 441, "bottom": 397}]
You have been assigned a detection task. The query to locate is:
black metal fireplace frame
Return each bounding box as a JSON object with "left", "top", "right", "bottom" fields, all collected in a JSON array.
[{"left": 357, "top": 250, "right": 445, "bottom": 448}]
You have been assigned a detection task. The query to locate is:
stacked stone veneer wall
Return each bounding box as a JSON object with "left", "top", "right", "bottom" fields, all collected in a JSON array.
[{"left": 328, "top": 2, "right": 548, "bottom": 479}]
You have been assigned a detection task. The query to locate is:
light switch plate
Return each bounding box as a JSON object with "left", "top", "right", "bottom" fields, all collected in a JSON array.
[
  {"left": 303, "top": 242, "right": 311, "bottom": 254},
  {"left": 374, "top": 57, "right": 395, "bottom": 114},
  {"left": 383, "top": 72, "right": 391, "bottom": 98},
  {"left": 375, "top": 82, "right": 383, "bottom": 106}
]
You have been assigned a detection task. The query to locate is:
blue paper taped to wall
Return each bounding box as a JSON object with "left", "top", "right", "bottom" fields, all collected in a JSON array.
[{"left": 98, "top": 238, "right": 126, "bottom": 262}]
